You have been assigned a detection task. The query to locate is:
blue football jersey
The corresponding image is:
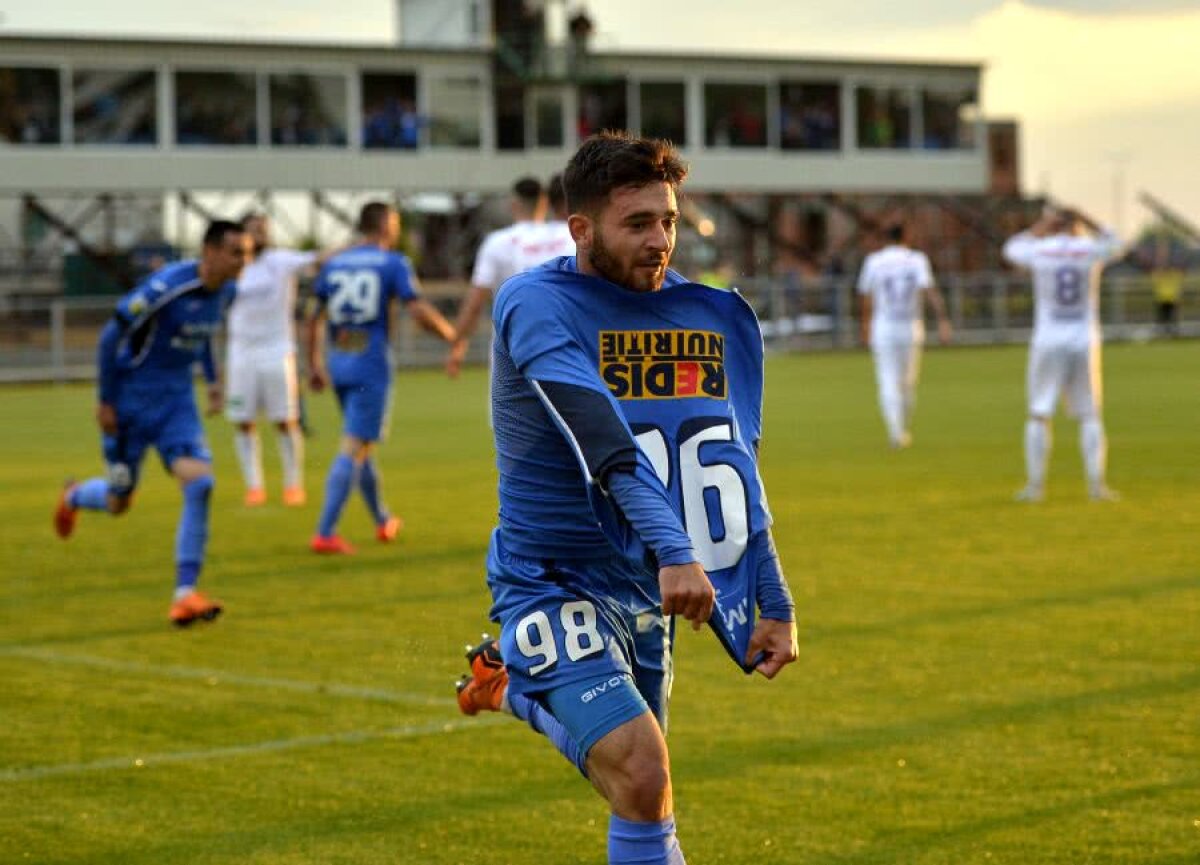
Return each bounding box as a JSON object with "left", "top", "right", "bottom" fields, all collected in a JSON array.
[
  {"left": 111, "top": 260, "right": 235, "bottom": 395},
  {"left": 492, "top": 257, "right": 773, "bottom": 669},
  {"left": 314, "top": 244, "right": 418, "bottom": 385}
]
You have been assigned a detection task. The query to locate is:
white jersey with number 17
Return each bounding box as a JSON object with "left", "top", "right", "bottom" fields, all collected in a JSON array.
[
  {"left": 856, "top": 245, "right": 934, "bottom": 343},
  {"left": 1002, "top": 231, "right": 1120, "bottom": 347}
]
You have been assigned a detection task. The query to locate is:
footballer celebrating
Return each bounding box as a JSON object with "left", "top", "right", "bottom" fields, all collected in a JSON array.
[
  {"left": 454, "top": 133, "right": 798, "bottom": 865},
  {"left": 54, "top": 220, "right": 249, "bottom": 626}
]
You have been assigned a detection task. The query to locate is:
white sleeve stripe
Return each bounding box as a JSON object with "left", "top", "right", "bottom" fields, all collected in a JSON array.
[{"left": 529, "top": 379, "right": 597, "bottom": 486}]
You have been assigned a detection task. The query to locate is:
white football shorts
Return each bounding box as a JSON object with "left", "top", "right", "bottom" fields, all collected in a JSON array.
[
  {"left": 1027, "top": 340, "right": 1102, "bottom": 419},
  {"left": 225, "top": 348, "right": 299, "bottom": 423}
]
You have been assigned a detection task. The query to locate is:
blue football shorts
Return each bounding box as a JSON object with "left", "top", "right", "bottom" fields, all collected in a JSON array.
[
  {"left": 486, "top": 529, "right": 674, "bottom": 758},
  {"left": 103, "top": 391, "right": 211, "bottom": 496},
  {"left": 334, "top": 379, "right": 392, "bottom": 442}
]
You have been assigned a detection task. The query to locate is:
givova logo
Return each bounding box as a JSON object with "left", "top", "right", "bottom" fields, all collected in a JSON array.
[
  {"left": 599, "top": 329, "right": 726, "bottom": 400},
  {"left": 579, "top": 673, "right": 633, "bottom": 704}
]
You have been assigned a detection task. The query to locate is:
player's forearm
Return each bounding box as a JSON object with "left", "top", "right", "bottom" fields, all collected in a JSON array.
[
  {"left": 754, "top": 529, "right": 795, "bottom": 622},
  {"left": 96, "top": 318, "right": 122, "bottom": 405},
  {"left": 199, "top": 341, "right": 217, "bottom": 385},
  {"left": 926, "top": 287, "right": 949, "bottom": 322},
  {"left": 606, "top": 468, "right": 696, "bottom": 567},
  {"left": 411, "top": 300, "right": 457, "bottom": 343},
  {"left": 452, "top": 286, "right": 491, "bottom": 342}
]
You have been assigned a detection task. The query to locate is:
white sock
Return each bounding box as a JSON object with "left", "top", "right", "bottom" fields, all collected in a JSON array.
[
  {"left": 1024, "top": 419, "right": 1050, "bottom": 491},
  {"left": 277, "top": 426, "right": 304, "bottom": 489},
  {"left": 1080, "top": 418, "right": 1107, "bottom": 490},
  {"left": 234, "top": 430, "right": 263, "bottom": 491},
  {"left": 880, "top": 388, "right": 904, "bottom": 444}
]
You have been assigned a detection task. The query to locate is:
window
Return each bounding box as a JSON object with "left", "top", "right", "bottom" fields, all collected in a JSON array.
[
  {"left": 855, "top": 86, "right": 912, "bottom": 149},
  {"left": 361, "top": 71, "right": 420, "bottom": 150},
  {"left": 533, "top": 89, "right": 564, "bottom": 148},
  {"left": 704, "top": 83, "right": 767, "bottom": 148},
  {"left": 175, "top": 71, "right": 257, "bottom": 146},
  {"left": 779, "top": 81, "right": 840, "bottom": 151},
  {"left": 921, "top": 87, "right": 978, "bottom": 150},
  {"left": 578, "top": 81, "right": 627, "bottom": 140},
  {"left": 269, "top": 73, "right": 347, "bottom": 147},
  {"left": 428, "top": 76, "right": 482, "bottom": 148},
  {"left": 639, "top": 81, "right": 686, "bottom": 146},
  {"left": 0, "top": 67, "right": 61, "bottom": 145},
  {"left": 73, "top": 68, "right": 157, "bottom": 145}
]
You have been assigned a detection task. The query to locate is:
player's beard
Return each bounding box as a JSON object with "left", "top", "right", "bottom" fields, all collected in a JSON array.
[{"left": 589, "top": 228, "right": 668, "bottom": 293}]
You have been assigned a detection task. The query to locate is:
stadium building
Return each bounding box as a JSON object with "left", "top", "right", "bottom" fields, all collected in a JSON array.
[{"left": 2, "top": 0, "right": 1183, "bottom": 378}]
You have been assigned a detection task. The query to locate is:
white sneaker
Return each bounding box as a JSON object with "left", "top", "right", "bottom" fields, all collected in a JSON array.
[
  {"left": 1089, "top": 485, "right": 1121, "bottom": 502},
  {"left": 889, "top": 432, "right": 913, "bottom": 450},
  {"left": 1014, "top": 485, "right": 1044, "bottom": 503}
]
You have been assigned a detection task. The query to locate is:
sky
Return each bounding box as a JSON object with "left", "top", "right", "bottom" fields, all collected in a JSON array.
[{"left": 3, "top": 0, "right": 1200, "bottom": 235}]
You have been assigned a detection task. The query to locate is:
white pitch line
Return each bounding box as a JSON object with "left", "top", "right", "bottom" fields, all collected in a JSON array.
[
  {"left": 0, "top": 645, "right": 450, "bottom": 707},
  {"left": 0, "top": 717, "right": 507, "bottom": 782}
]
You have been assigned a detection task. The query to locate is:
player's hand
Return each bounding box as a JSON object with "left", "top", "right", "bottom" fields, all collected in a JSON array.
[
  {"left": 938, "top": 319, "right": 953, "bottom": 345},
  {"left": 309, "top": 367, "right": 328, "bottom": 392},
  {"left": 96, "top": 402, "right": 119, "bottom": 436},
  {"left": 445, "top": 339, "right": 469, "bottom": 379},
  {"left": 205, "top": 383, "right": 223, "bottom": 416},
  {"left": 659, "top": 562, "right": 715, "bottom": 631},
  {"left": 744, "top": 617, "right": 798, "bottom": 679}
]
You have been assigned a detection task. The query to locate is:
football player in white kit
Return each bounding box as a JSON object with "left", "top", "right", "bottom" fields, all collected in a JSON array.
[
  {"left": 857, "top": 224, "right": 952, "bottom": 449},
  {"left": 1003, "top": 207, "right": 1121, "bottom": 502},
  {"left": 445, "top": 176, "right": 575, "bottom": 376},
  {"left": 225, "top": 213, "right": 324, "bottom": 507}
]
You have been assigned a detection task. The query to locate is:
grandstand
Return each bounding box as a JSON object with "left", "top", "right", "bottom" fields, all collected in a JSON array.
[{"left": 0, "top": 0, "right": 1193, "bottom": 380}]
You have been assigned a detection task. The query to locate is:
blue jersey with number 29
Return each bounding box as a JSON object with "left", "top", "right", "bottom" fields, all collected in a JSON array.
[
  {"left": 314, "top": 244, "right": 418, "bottom": 385},
  {"left": 492, "top": 257, "right": 773, "bottom": 670}
]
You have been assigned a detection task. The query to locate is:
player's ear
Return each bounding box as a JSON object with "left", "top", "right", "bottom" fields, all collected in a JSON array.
[{"left": 568, "top": 213, "right": 591, "bottom": 250}]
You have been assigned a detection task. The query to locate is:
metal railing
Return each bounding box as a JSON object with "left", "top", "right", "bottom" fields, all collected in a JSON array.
[{"left": 1, "top": 273, "right": 1196, "bottom": 383}]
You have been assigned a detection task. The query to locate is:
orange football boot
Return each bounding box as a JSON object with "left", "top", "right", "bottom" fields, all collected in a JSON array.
[
  {"left": 54, "top": 482, "right": 79, "bottom": 539},
  {"left": 282, "top": 486, "right": 306, "bottom": 507},
  {"left": 170, "top": 591, "right": 223, "bottom": 627},
  {"left": 244, "top": 488, "right": 267, "bottom": 507},
  {"left": 455, "top": 636, "right": 508, "bottom": 716},
  {"left": 376, "top": 515, "right": 404, "bottom": 543},
  {"left": 310, "top": 535, "right": 355, "bottom": 555}
]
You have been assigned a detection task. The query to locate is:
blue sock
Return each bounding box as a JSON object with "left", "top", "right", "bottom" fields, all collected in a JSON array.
[
  {"left": 69, "top": 477, "right": 110, "bottom": 511},
  {"left": 175, "top": 475, "right": 213, "bottom": 595},
  {"left": 608, "top": 815, "right": 685, "bottom": 865},
  {"left": 358, "top": 457, "right": 388, "bottom": 525},
  {"left": 317, "top": 454, "right": 355, "bottom": 537},
  {"left": 508, "top": 692, "right": 586, "bottom": 774}
]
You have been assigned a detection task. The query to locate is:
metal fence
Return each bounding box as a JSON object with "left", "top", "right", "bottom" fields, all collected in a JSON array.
[{"left": 1, "top": 272, "right": 1197, "bottom": 383}]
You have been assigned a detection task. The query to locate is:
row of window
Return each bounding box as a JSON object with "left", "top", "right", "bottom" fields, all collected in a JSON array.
[{"left": 0, "top": 65, "right": 978, "bottom": 152}]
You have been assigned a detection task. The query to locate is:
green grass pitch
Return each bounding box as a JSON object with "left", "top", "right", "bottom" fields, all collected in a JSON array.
[{"left": 1, "top": 341, "right": 1198, "bottom": 864}]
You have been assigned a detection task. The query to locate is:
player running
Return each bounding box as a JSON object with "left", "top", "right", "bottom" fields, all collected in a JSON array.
[
  {"left": 445, "top": 176, "right": 574, "bottom": 376},
  {"left": 454, "top": 133, "right": 798, "bottom": 865},
  {"left": 225, "top": 212, "right": 326, "bottom": 508},
  {"left": 1004, "top": 206, "right": 1122, "bottom": 502},
  {"left": 857, "top": 223, "right": 952, "bottom": 449},
  {"left": 306, "top": 201, "right": 457, "bottom": 554},
  {"left": 54, "top": 220, "right": 249, "bottom": 626}
]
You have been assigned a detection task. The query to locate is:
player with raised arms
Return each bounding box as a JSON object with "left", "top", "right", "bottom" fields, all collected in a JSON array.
[
  {"left": 306, "top": 201, "right": 457, "bottom": 553},
  {"left": 1004, "top": 206, "right": 1121, "bottom": 502},
  {"left": 453, "top": 132, "right": 798, "bottom": 864},
  {"left": 856, "top": 222, "right": 952, "bottom": 449},
  {"left": 54, "top": 220, "right": 250, "bottom": 626}
]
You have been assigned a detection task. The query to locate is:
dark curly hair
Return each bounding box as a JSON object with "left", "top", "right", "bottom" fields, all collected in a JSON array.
[{"left": 563, "top": 131, "right": 688, "bottom": 215}]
